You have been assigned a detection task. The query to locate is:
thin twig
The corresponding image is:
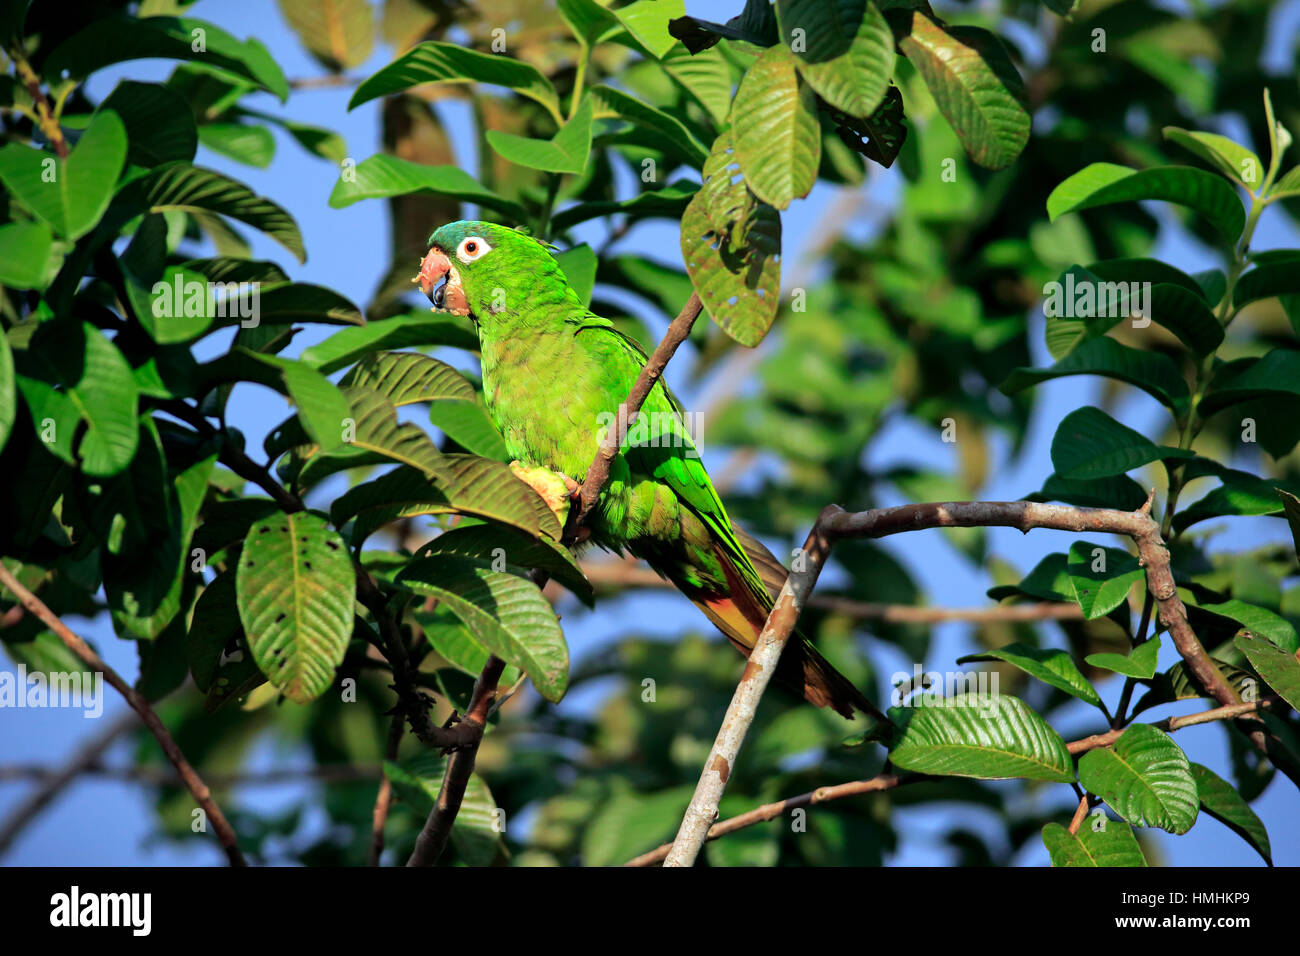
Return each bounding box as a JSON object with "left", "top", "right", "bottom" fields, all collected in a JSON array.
[
  {"left": 628, "top": 697, "right": 1275, "bottom": 865},
  {"left": 661, "top": 497, "right": 1267, "bottom": 867},
  {"left": 406, "top": 655, "right": 506, "bottom": 866},
  {"left": 1067, "top": 795, "right": 1091, "bottom": 836},
  {"left": 580, "top": 558, "right": 1084, "bottom": 622},
  {"left": 0, "top": 710, "right": 138, "bottom": 858},
  {"left": 12, "top": 55, "right": 68, "bottom": 158},
  {"left": 0, "top": 565, "right": 247, "bottom": 866},
  {"left": 369, "top": 716, "right": 405, "bottom": 866}
]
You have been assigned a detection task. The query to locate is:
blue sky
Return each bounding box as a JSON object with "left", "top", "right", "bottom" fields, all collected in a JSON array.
[{"left": 2, "top": 0, "right": 1298, "bottom": 866}]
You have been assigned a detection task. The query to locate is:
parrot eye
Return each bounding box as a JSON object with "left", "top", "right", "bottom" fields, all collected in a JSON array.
[{"left": 456, "top": 237, "right": 492, "bottom": 263}]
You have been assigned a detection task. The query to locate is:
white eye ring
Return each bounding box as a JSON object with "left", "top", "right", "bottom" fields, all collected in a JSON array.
[{"left": 456, "top": 236, "right": 491, "bottom": 263}]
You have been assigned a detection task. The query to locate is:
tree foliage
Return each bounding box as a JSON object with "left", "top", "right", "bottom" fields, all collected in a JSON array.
[{"left": 1, "top": 0, "right": 1298, "bottom": 867}]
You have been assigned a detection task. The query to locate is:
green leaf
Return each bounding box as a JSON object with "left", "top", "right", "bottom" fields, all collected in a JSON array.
[
  {"left": 277, "top": 0, "right": 374, "bottom": 71},
  {"left": 894, "top": 11, "right": 1029, "bottom": 170},
  {"left": 1282, "top": 489, "right": 1300, "bottom": 559},
  {"left": 888, "top": 693, "right": 1075, "bottom": 782},
  {"left": 661, "top": 43, "right": 732, "bottom": 124},
  {"left": 1195, "top": 600, "right": 1298, "bottom": 654},
  {"left": 1190, "top": 763, "right": 1272, "bottom": 865},
  {"left": 384, "top": 753, "right": 503, "bottom": 865},
  {"left": 100, "top": 80, "right": 198, "bottom": 166},
  {"left": 486, "top": 96, "right": 593, "bottom": 175},
  {"left": 1077, "top": 723, "right": 1199, "bottom": 833},
  {"left": 956, "top": 642, "right": 1102, "bottom": 708},
  {"left": 589, "top": 84, "right": 708, "bottom": 165},
  {"left": 1041, "top": 820, "right": 1147, "bottom": 867},
  {"left": 1200, "top": 349, "right": 1300, "bottom": 416},
  {"left": 730, "top": 45, "right": 820, "bottom": 210},
  {"left": 12, "top": 320, "right": 139, "bottom": 476},
  {"left": 0, "top": 110, "right": 127, "bottom": 240},
  {"left": 1086, "top": 635, "right": 1161, "bottom": 680},
  {"left": 1173, "top": 472, "right": 1300, "bottom": 532},
  {"left": 328, "top": 154, "right": 527, "bottom": 221},
  {"left": 1233, "top": 258, "right": 1300, "bottom": 308},
  {"left": 555, "top": 245, "right": 598, "bottom": 307},
  {"left": 1163, "top": 127, "right": 1264, "bottom": 190},
  {"left": 427, "top": 398, "right": 510, "bottom": 461},
  {"left": 1271, "top": 164, "right": 1300, "bottom": 200},
  {"left": 0, "top": 221, "right": 54, "bottom": 289},
  {"left": 349, "top": 41, "right": 562, "bottom": 122},
  {"left": 235, "top": 511, "right": 355, "bottom": 703},
  {"left": 1027, "top": 472, "right": 1150, "bottom": 511},
  {"left": 582, "top": 785, "right": 693, "bottom": 867},
  {"left": 339, "top": 351, "right": 475, "bottom": 406},
  {"left": 418, "top": 522, "right": 593, "bottom": 607},
  {"left": 280, "top": 386, "right": 444, "bottom": 484},
  {"left": 615, "top": 0, "right": 687, "bottom": 58},
  {"left": 1051, "top": 407, "right": 1193, "bottom": 480},
  {"left": 397, "top": 554, "right": 569, "bottom": 702},
  {"left": 681, "top": 131, "right": 782, "bottom": 347},
  {"left": 197, "top": 122, "right": 275, "bottom": 168},
  {"left": 558, "top": 0, "right": 620, "bottom": 48},
  {"left": 1067, "top": 541, "right": 1144, "bottom": 620},
  {"left": 1235, "top": 631, "right": 1300, "bottom": 710},
  {"left": 779, "top": 0, "right": 893, "bottom": 120},
  {"left": 1047, "top": 163, "right": 1246, "bottom": 242},
  {"left": 334, "top": 456, "right": 560, "bottom": 546},
  {"left": 1001, "top": 336, "right": 1191, "bottom": 414},
  {"left": 551, "top": 180, "right": 697, "bottom": 232},
  {"left": 300, "top": 312, "right": 479, "bottom": 374},
  {"left": 1146, "top": 283, "right": 1224, "bottom": 356},
  {"left": 0, "top": 334, "right": 13, "bottom": 452},
  {"left": 1086, "top": 257, "right": 1207, "bottom": 299},
  {"left": 1131, "top": 660, "right": 1259, "bottom": 718},
  {"left": 133, "top": 162, "right": 306, "bottom": 262},
  {"left": 43, "top": 16, "right": 289, "bottom": 100}
]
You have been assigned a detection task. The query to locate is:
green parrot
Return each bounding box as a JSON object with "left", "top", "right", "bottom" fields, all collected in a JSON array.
[{"left": 417, "top": 221, "right": 883, "bottom": 721}]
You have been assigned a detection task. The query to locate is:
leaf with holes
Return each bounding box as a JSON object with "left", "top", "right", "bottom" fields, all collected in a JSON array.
[
  {"left": 681, "top": 132, "right": 782, "bottom": 347},
  {"left": 1041, "top": 821, "right": 1147, "bottom": 867},
  {"left": 779, "top": 0, "right": 893, "bottom": 120},
  {"left": 397, "top": 554, "right": 568, "bottom": 702},
  {"left": 894, "top": 11, "right": 1029, "bottom": 170},
  {"left": 1078, "top": 723, "right": 1198, "bottom": 833},
  {"left": 1066, "top": 541, "right": 1144, "bottom": 620},
  {"left": 1047, "top": 164, "right": 1245, "bottom": 242},
  {"left": 888, "top": 693, "right": 1075, "bottom": 782},
  {"left": 235, "top": 511, "right": 355, "bottom": 703},
  {"left": 1235, "top": 632, "right": 1300, "bottom": 711},
  {"left": 731, "top": 45, "right": 820, "bottom": 209},
  {"left": 957, "top": 642, "right": 1102, "bottom": 708}
]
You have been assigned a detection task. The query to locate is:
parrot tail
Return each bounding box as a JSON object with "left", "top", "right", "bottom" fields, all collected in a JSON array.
[{"left": 691, "top": 530, "right": 888, "bottom": 724}]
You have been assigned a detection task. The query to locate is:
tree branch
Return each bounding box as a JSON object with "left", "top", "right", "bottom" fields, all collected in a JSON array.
[
  {"left": 661, "top": 497, "right": 1275, "bottom": 867},
  {"left": 0, "top": 565, "right": 247, "bottom": 866},
  {"left": 369, "top": 715, "right": 404, "bottom": 866},
  {"left": 630, "top": 697, "right": 1276, "bottom": 866},
  {"left": 0, "top": 710, "right": 138, "bottom": 858}
]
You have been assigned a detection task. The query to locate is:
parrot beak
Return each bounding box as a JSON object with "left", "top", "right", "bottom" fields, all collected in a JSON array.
[{"left": 416, "top": 246, "right": 470, "bottom": 316}]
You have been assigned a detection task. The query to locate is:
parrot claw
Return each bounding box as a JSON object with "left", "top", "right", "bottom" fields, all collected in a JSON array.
[{"left": 509, "top": 461, "right": 577, "bottom": 528}]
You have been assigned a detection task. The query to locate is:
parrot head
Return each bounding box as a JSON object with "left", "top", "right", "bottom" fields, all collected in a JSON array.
[{"left": 417, "top": 220, "right": 570, "bottom": 323}]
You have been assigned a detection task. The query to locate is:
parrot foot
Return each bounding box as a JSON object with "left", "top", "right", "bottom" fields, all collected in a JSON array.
[{"left": 509, "top": 461, "right": 578, "bottom": 528}]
